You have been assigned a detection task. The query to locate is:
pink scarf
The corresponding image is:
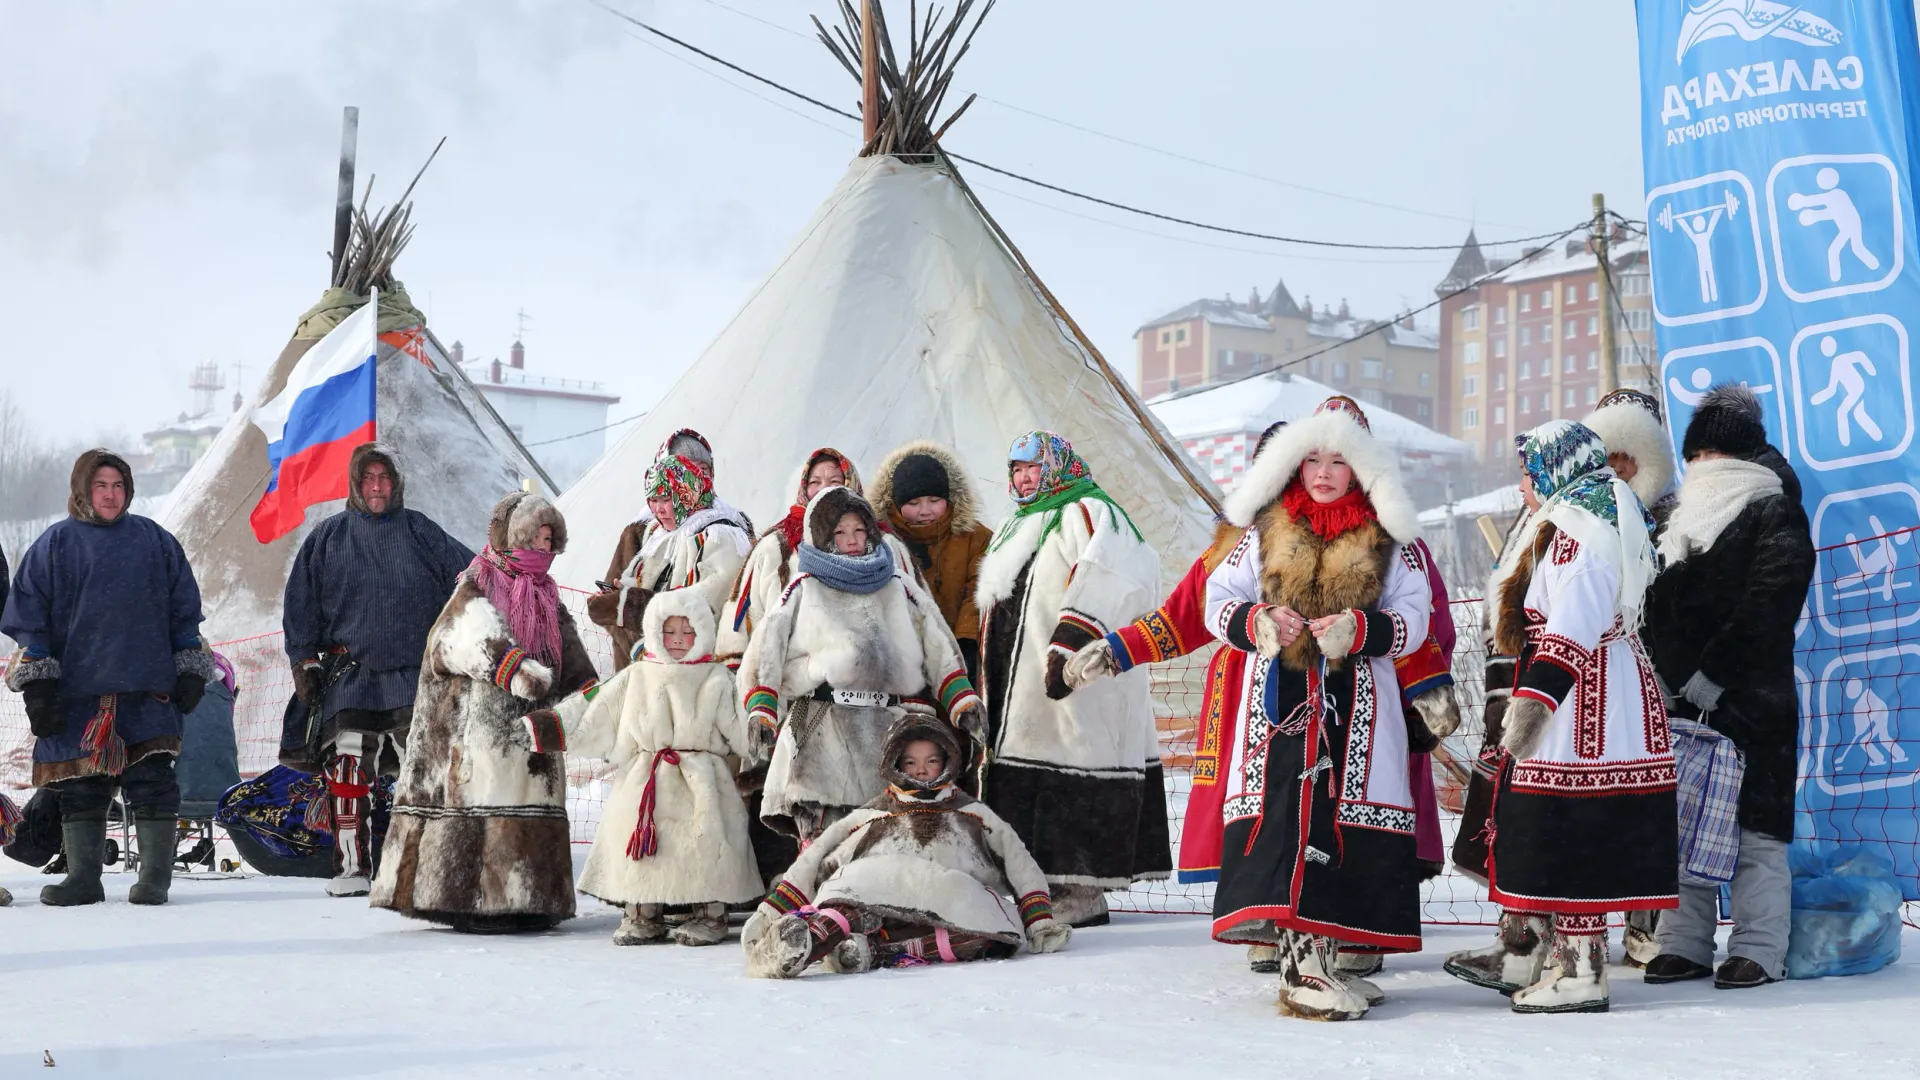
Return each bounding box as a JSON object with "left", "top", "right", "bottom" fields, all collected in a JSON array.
[{"left": 470, "top": 545, "right": 562, "bottom": 666}]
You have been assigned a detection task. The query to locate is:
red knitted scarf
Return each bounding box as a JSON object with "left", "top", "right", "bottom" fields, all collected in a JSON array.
[
  {"left": 778, "top": 504, "right": 807, "bottom": 553},
  {"left": 1283, "top": 477, "right": 1377, "bottom": 539}
]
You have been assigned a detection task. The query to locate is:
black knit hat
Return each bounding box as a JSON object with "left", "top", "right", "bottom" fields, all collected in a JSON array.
[
  {"left": 890, "top": 453, "right": 950, "bottom": 506},
  {"left": 1681, "top": 383, "right": 1768, "bottom": 460}
]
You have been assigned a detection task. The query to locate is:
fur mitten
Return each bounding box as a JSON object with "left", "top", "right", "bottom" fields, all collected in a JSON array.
[
  {"left": 1499, "top": 696, "right": 1552, "bottom": 761},
  {"left": 1254, "top": 608, "right": 1285, "bottom": 659},
  {"left": 22, "top": 680, "right": 62, "bottom": 738},
  {"left": 1313, "top": 610, "right": 1358, "bottom": 658},
  {"left": 584, "top": 589, "right": 619, "bottom": 628},
  {"left": 508, "top": 656, "right": 553, "bottom": 701},
  {"left": 1411, "top": 685, "right": 1461, "bottom": 742},
  {"left": 1026, "top": 917, "right": 1071, "bottom": 954},
  {"left": 1064, "top": 638, "right": 1115, "bottom": 689},
  {"left": 292, "top": 659, "right": 324, "bottom": 704},
  {"left": 1044, "top": 648, "right": 1073, "bottom": 700},
  {"left": 951, "top": 699, "right": 988, "bottom": 742}
]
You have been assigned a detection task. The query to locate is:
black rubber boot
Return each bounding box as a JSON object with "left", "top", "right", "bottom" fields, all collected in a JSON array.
[
  {"left": 129, "top": 817, "right": 176, "bottom": 905},
  {"left": 41, "top": 815, "right": 107, "bottom": 907}
]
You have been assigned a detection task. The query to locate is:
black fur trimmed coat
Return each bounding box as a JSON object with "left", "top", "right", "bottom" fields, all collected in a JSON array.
[{"left": 1644, "top": 449, "right": 1814, "bottom": 842}]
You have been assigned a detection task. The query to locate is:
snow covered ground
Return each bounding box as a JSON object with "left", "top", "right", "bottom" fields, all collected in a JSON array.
[{"left": 4, "top": 859, "right": 1917, "bottom": 1078}]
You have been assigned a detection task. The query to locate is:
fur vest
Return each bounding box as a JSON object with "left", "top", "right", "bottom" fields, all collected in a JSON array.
[{"left": 1251, "top": 503, "right": 1393, "bottom": 672}]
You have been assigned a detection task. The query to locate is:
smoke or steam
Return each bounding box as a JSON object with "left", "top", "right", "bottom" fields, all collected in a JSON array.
[{"left": 0, "top": 1, "right": 624, "bottom": 260}]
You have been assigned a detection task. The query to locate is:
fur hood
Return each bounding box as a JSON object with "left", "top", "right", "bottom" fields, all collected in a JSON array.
[
  {"left": 806, "top": 486, "right": 880, "bottom": 553},
  {"left": 640, "top": 586, "right": 718, "bottom": 662},
  {"left": 1582, "top": 398, "right": 1676, "bottom": 509},
  {"left": 486, "top": 490, "right": 569, "bottom": 554},
  {"left": 1222, "top": 411, "right": 1419, "bottom": 542},
  {"left": 67, "top": 448, "right": 135, "bottom": 523},
  {"left": 879, "top": 714, "right": 966, "bottom": 795},
  {"left": 346, "top": 442, "right": 406, "bottom": 515},
  {"left": 868, "top": 440, "right": 981, "bottom": 533}
]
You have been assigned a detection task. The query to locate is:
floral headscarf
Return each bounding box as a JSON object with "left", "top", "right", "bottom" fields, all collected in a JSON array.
[
  {"left": 1517, "top": 419, "right": 1656, "bottom": 630},
  {"left": 991, "top": 430, "right": 1141, "bottom": 551},
  {"left": 644, "top": 454, "right": 715, "bottom": 527}
]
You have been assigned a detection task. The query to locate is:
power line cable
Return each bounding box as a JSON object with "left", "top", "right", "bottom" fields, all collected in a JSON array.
[
  {"left": 523, "top": 412, "right": 646, "bottom": 447},
  {"left": 680, "top": 0, "right": 1538, "bottom": 232},
  {"left": 593, "top": 1, "right": 1584, "bottom": 253}
]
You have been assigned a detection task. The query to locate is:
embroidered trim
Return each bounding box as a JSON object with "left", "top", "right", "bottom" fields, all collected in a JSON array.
[
  {"left": 745, "top": 686, "right": 779, "bottom": 724},
  {"left": 1339, "top": 659, "right": 1378, "bottom": 805},
  {"left": 765, "top": 880, "right": 809, "bottom": 916},
  {"left": 1574, "top": 649, "right": 1608, "bottom": 760},
  {"left": 578, "top": 679, "right": 601, "bottom": 703},
  {"left": 1349, "top": 609, "right": 1369, "bottom": 656},
  {"left": 1400, "top": 541, "right": 1427, "bottom": 573},
  {"left": 1508, "top": 758, "right": 1677, "bottom": 795},
  {"left": 1017, "top": 891, "right": 1053, "bottom": 927},
  {"left": 1550, "top": 530, "right": 1582, "bottom": 566},
  {"left": 778, "top": 573, "right": 812, "bottom": 605},
  {"left": 1532, "top": 633, "right": 1592, "bottom": 678},
  {"left": 1223, "top": 529, "right": 1256, "bottom": 568},
  {"left": 493, "top": 648, "right": 526, "bottom": 691},
  {"left": 1514, "top": 686, "right": 1561, "bottom": 709},
  {"left": 392, "top": 803, "right": 568, "bottom": 820},
  {"left": 1193, "top": 648, "right": 1230, "bottom": 784},
  {"left": 1634, "top": 638, "right": 1673, "bottom": 755},
  {"left": 1336, "top": 800, "right": 1416, "bottom": 834},
  {"left": 1136, "top": 608, "right": 1183, "bottom": 664},
  {"left": 937, "top": 671, "right": 978, "bottom": 715}
]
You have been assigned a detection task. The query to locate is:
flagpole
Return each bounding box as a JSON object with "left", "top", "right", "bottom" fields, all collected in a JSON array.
[{"left": 369, "top": 284, "right": 380, "bottom": 441}]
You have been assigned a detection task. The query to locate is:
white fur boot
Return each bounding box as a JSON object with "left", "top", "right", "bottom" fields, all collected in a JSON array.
[
  {"left": 1511, "top": 926, "right": 1610, "bottom": 1014},
  {"left": 614, "top": 904, "right": 669, "bottom": 946},
  {"left": 1248, "top": 943, "right": 1282, "bottom": 973},
  {"left": 1334, "top": 950, "right": 1387, "bottom": 1005},
  {"left": 1051, "top": 884, "right": 1111, "bottom": 928},
  {"left": 671, "top": 902, "right": 730, "bottom": 947},
  {"left": 1622, "top": 910, "right": 1660, "bottom": 968},
  {"left": 1276, "top": 932, "right": 1371, "bottom": 1022},
  {"left": 1443, "top": 911, "right": 1550, "bottom": 994}
]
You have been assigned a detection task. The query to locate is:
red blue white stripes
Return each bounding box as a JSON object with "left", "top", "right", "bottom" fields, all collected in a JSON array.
[{"left": 248, "top": 292, "right": 380, "bottom": 543}]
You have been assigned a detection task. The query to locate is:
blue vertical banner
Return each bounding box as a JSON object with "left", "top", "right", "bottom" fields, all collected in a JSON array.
[{"left": 1637, "top": 1, "right": 1920, "bottom": 893}]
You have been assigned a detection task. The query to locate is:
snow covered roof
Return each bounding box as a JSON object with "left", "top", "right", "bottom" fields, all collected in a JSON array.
[
  {"left": 1305, "top": 313, "right": 1437, "bottom": 350},
  {"left": 1494, "top": 236, "right": 1648, "bottom": 286},
  {"left": 1149, "top": 371, "right": 1468, "bottom": 458},
  {"left": 1417, "top": 483, "right": 1524, "bottom": 525},
  {"left": 1136, "top": 296, "right": 1270, "bottom": 333}
]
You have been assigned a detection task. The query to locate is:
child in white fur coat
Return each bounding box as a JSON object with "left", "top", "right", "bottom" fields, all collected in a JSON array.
[
  {"left": 742, "top": 715, "right": 1070, "bottom": 978},
  {"left": 540, "top": 589, "right": 763, "bottom": 945}
]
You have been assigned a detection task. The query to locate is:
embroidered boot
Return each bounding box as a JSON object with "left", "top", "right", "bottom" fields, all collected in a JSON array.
[
  {"left": 41, "top": 814, "right": 107, "bottom": 908},
  {"left": 1623, "top": 910, "right": 1660, "bottom": 968},
  {"left": 614, "top": 903, "right": 669, "bottom": 945},
  {"left": 761, "top": 906, "right": 868, "bottom": 978},
  {"left": 825, "top": 933, "right": 877, "bottom": 974},
  {"left": 1333, "top": 950, "right": 1387, "bottom": 1006},
  {"left": 324, "top": 741, "right": 372, "bottom": 898},
  {"left": 127, "top": 816, "right": 176, "bottom": 905},
  {"left": 1511, "top": 920, "right": 1610, "bottom": 1014},
  {"left": 1443, "top": 911, "right": 1550, "bottom": 994},
  {"left": 1276, "top": 931, "right": 1371, "bottom": 1021},
  {"left": 670, "top": 902, "right": 730, "bottom": 947}
]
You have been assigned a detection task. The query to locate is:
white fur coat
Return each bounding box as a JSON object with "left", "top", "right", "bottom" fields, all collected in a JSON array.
[{"left": 550, "top": 591, "right": 762, "bottom": 906}]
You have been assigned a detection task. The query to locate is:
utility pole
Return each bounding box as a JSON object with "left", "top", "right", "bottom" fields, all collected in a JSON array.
[{"left": 1593, "top": 192, "right": 1618, "bottom": 397}]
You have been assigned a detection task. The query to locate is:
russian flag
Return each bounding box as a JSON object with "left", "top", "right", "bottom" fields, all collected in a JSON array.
[{"left": 249, "top": 289, "right": 380, "bottom": 543}]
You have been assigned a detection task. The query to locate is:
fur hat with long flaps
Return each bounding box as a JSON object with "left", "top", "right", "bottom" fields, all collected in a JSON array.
[
  {"left": 1223, "top": 397, "right": 1420, "bottom": 542},
  {"left": 878, "top": 713, "right": 966, "bottom": 795},
  {"left": 867, "top": 440, "right": 980, "bottom": 532},
  {"left": 486, "top": 490, "right": 569, "bottom": 554},
  {"left": 1582, "top": 389, "right": 1675, "bottom": 508},
  {"left": 805, "top": 485, "right": 879, "bottom": 552}
]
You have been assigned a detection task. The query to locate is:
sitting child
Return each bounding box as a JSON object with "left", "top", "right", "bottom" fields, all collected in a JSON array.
[
  {"left": 540, "top": 589, "right": 763, "bottom": 945},
  {"left": 741, "top": 716, "right": 1070, "bottom": 977}
]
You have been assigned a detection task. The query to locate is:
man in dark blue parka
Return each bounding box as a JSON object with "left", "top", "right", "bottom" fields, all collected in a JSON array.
[{"left": 2, "top": 448, "right": 210, "bottom": 907}]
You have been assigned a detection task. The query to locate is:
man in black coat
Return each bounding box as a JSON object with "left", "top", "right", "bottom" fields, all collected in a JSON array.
[
  {"left": 280, "top": 442, "right": 473, "bottom": 897},
  {"left": 1641, "top": 385, "right": 1814, "bottom": 990}
]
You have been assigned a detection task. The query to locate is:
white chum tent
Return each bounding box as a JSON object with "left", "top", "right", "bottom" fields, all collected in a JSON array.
[{"left": 553, "top": 154, "right": 1218, "bottom": 592}]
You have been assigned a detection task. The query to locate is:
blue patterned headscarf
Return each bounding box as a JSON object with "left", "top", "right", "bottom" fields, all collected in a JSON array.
[{"left": 1517, "top": 419, "right": 1657, "bottom": 629}]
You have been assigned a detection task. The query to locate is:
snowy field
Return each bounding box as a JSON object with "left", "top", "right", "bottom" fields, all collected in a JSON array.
[{"left": 4, "top": 859, "right": 1918, "bottom": 1078}]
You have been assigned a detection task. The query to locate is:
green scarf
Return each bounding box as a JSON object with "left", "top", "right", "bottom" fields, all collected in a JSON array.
[{"left": 989, "top": 476, "right": 1143, "bottom": 552}]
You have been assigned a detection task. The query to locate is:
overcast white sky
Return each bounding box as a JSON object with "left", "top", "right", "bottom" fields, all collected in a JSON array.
[{"left": 0, "top": 1, "right": 1645, "bottom": 447}]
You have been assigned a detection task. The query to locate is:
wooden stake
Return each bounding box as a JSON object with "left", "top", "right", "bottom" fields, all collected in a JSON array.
[
  {"left": 1594, "top": 193, "right": 1618, "bottom": 396},
  {"left": 330, "top": 107, "right": 359, "bottom": 286},
  {"left": 860, "top": 0, "right": 881, "bottom": 145}
]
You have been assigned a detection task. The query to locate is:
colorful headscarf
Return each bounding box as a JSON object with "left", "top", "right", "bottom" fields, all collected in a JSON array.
[
  {"left": 1595, "top": 387, "right": 1662, "bottom": 420},
  {"left": 1517, "top": 419, "right": 1657, "bottom": 631},
  {"left": 644, "top": 454, "right": 715, "bottom": 527},
  {"left": 1314, "top": 395, "right": 1372, "bottom": 431},
  {"left": 991, "top": 430, "right": 1141, "bottom": 551},
  {"left": 780, "top": 448, "right": 857, "bottom": 552}
]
